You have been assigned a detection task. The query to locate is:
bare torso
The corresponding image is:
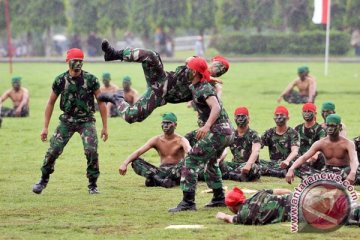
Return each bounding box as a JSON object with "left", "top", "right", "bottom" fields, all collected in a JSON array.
[
  {"left": 318, "top": 136, "right": 351, "bottom": 166},
  {"left": 100, "top": 84, "right": 119, "bottom": 93},
  {"left": 5, "top": 87, "right": 29, "bottom": 108},
  {"left": 294, "top": 77, "right": 313, "bottom": 95},
  {"left": 153, "top": 134, "right": 186, "bottom": 166},
  {"left": 124, "top": 88, "right": 139, "bottom": 105}
]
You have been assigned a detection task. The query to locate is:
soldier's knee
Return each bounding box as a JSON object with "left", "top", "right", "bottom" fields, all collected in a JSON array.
[{"left": 85, "top": 150, "right": 98, "bottom": 160}]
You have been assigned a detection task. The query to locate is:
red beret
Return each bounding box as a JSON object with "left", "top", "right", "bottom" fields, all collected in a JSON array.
[
  {"left": 274, "top": 106, "right": 289, "bottom": 117},
  {"left": 225, "top": 187, "right": 246, "bottom": 207},
  {"left": 302, "top": 102, "right": 316, "bottom": 112},
  {"left": 66, "top": 48, "right": 84, "bottom": 62},
  {"left": 234, "top": 107, "right": 249, "bottom": 116},
  {"left": 187, "top": 57, "right": 211, "bottom": 82},
  {"left": 211, "top": 55, "right": 230, "bottom": 70}
]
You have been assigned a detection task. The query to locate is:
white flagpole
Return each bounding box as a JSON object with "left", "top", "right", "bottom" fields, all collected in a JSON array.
[{"left": 324, "top": 0, "right": 331, "bottom": 76}]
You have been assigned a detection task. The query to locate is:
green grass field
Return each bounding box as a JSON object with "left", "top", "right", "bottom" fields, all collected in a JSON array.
[{"left": 0, "top": 61, "right": 360, "bottom": 240}]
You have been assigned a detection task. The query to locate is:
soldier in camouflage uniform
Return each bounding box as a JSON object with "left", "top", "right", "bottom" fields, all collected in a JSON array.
[
  {"left": 118, "top": 112, "right": 191, "bottom": 188},
  {"left": 98, "top": 40, "right": 229, "bottom": 123},
  {"left": 216, "top": 187, "right": 292, "bottom": 225},
  {"left": 277, "top": 66, "right": 317, "bottom": 104},
  {"left": 168, "top": 57, "right": 234, "bottom": 212},
  {"left": 220, "top": 106, "right": 261, "bottom": 182},
  {"left": 260, "top": 106, "right": 300, "bottom": 178},
  {"left": 354, "top": 136, "right": 360, "bottom": 161},
  {"left": 32, "top": 48, "right": 108, "bottom": 194},
  {"left": 320, "top": 101, "right": 347, "bottom": 137},
  {"left": 0, "top": 76, "right": 29, "bottom": 117},
  {"left": 294, "top": 103, "right": 326, "bottom": 175},
  {"left": 287, "top": 114, "right": 360, "bottom": 185}
]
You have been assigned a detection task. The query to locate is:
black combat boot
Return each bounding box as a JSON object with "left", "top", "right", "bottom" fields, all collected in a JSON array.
[
  {"left": 32, "top": 176, "right": 49, "bottom": 194},
  {"left": 204, "top": 188, "right": 226, "bottom": 207},
  {"left": 101, "top": 40, "right": 124, "bottom": 61},
  {"left": 88, "top": 177, "right": 99, "bottom": 194},
  {"left": 153, "top": 175, "right": 175, "bottom": 188},
  {"left": 98, "top": 90, "right": 124, "bottom": 107},
  {"left": 228, "top": 172, "right": 247, "bottom": 182},
  {"left": 263, "top": 168, "right": 286, "bottom": 178},
  {"left": 145, "top": 177, "right": 156, "bottom": 187},
  {"left": 168, "top": 191, "right": 197, "bottom": 212}
]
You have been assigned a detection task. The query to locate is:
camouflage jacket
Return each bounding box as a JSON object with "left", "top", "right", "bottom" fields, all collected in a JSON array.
[
  {"left": 230, "top": 128, "right": 261, "bottom": 163},
  {"left": 190, "top": 82, "right": 230, "bottom": 126},
  {"left": 53, "top": 70, "right": 99, "bottom": 122},
  {"left": 165, "top": 65, "right": 193, "bottom": 104},
  {"left": 354, "top": 136, "right": 360, "bottom": 160},
  {"left": 261, "top": 127, "right": 299, "bottom": 161},
  {"left": 233, "top": 189, "right": 291, "bottom": 225},
  {"left": 295, "top": 122, "right": 326, "bottom": 155}
]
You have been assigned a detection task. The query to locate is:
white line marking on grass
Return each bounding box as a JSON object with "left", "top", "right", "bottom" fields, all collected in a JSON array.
[{"left": 165, "top": 225, "right": 205, "bottom": 229}]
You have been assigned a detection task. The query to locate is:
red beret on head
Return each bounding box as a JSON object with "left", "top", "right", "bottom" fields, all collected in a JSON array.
[
  {"left": 302, "top": 102, "right": 316, "bottom": 112},
  {"left": 66, "top": 48, "right": 84, "bottom": 62},
  {"left": 212, "top": 55, "right": 230, "bottom": 70},
  {"left": 234, "top": 107, "right": 249, "bottom": 116},
  {"left": 225, "top": 187, "right": 246, "bottom": 207},
  {"left": 274, "top": 106, "right": 289, "bottom": 117},
  {"left": 187, "top": 57, "right": 211, "bottom": 82}
]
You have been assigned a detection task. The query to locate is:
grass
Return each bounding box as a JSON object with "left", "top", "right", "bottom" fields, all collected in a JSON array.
[{"left": 0, "top": 61, "right": 360, "bottom": 240}]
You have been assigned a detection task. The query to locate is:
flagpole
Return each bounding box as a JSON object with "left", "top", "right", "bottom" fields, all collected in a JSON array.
[
  {"left": 324, "top": 0, "right": 331, "bottom": 76},
  {"left": 4, "top": 0, "right": 13, "bottom": 74}
]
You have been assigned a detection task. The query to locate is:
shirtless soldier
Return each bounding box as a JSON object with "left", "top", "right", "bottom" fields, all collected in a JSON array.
[
  {"left": 122, "top": 75, "right": 139, "bottom": 105},
  {"left": 277, "top": 66, "right": 317, "bottom": 104},
  {"left": 118, "top": 112, "right": 191, "bottom": 188},
  {"left": 286, "top": 114, "right": 359, "bottom": 185},
  {"left": 99, "top": 72, "right": 119, "bottom": 117},
  {"left": 0, "top": 76, "right": 29, "bottom": 118}
]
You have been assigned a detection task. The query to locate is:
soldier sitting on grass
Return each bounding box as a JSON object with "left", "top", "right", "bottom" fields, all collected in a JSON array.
[{"left": 118, "top": 112, "right": 191, "bottom": 188}]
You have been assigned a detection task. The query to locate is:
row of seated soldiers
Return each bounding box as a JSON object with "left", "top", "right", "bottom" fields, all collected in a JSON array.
[{"left": 124, "top": 102, "right": 360, "bottom": 188}]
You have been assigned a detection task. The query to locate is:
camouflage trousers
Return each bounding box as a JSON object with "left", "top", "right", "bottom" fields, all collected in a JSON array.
[
  {"left": 0, "top": 106, "right": 29, "bottom": 117},
  {"left": 220, "top": 161, "right": 261, "bottom": 181},
  {"left": 283, "top": 90, "right": 317, "bottom": 104},
  {"left": 259, "top": 160, "right": 292, "bottom": 178},
  {"left": 40, "top": 120, "right": 99, "bottom": 180},
  {"left": 295, "top": 165, "right": 360, "bottom": 185},
  {"left": 180, "top": 123, "right": 234, "bottom": 192},
  {"left": 114, "top": 48, "right": 167, "bottom": 123},
  {"left": 131, "top": 158, "right": 183, "bottom": 183},
  {"left": 354, "top": 136, "right": 360, "bottom": 160}
]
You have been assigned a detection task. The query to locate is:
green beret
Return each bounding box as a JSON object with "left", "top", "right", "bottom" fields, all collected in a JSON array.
[
  {"left": 326, "top": 114, "right": 341, "bottom": 125},
  {"left": 102, "top": 72, "right": 111, "bottom": 80},
  {"left": 11, "top": 76, "right": 22, "bottom": 83},
  {"left": 123, "top": 75, "right": 132, "bottom": 83},
  {"left": 321, "top": 101, "right": 335, "bottom": 111},
  {"left": 162, "top": 112, "right": 177, "bottom": 123},
  {"left": 298, "top": 66, "right": 309, "bottom": 74}
]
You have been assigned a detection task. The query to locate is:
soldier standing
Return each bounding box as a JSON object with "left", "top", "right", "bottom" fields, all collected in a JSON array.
[{"left": 32, "top": 48, "right": 108, "bottom": 194}]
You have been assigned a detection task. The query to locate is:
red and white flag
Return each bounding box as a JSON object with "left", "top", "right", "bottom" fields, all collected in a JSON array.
[{"left": 312, "top": 0, "right": 329, "bottom": 24}]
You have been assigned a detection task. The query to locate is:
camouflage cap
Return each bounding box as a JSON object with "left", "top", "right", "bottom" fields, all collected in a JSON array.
[
  {"left": 11, "top": 76, "right": 22, "bottom": 83},
  {"left": 298, "top": 66, "right": 309, "bottom": 74},
  {"left": 162, "top": 112, "right": 177, "bottom": 123},
  {"left": 322, "top": 101, "right": 335, "bottom": 111},
  {"left": 326, "top": 114, "right": 341, "bottom": 125}
]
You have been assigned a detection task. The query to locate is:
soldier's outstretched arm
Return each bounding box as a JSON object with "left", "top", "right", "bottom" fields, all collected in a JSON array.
[{"left": 346, "top": 141, "right": 359, "bottom": 185}]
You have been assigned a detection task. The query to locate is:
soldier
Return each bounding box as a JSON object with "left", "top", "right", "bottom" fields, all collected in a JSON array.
[
  {"left": 32, "top": 48, "right": 108, "bottom": 194},
  {"left": 216, "top": 187, "right": 292, "bottom": 225},
  {"left": 99, "top": 72, "right": 119, "bottom": 117},
  {"left": 286, "top": 114, "right": 360, "bottom": 185},
  {"left": 216, "top": 186, "right": 360, "bottom": 226},
  {"left": 168, "top": 57, "right": 234, "bottom": 212},
  {"left": 0, "top": 76, "right": 29, "bottom": 117},
  {"left": 118, "top": 112, "right": 191, "bottom": 188},
  {"left": 122, "top": 75, "right": 139, "bottom": 105},
  {"left": 260, "top": 106, "right": 300, "bottom": 178},
  {"left": 320, "top": 101, "right": 347, "bottom": 137},
  {"left": 220, "top": 106, "right": 261, "bottom": 182},
  {"left": 98, "top": 40, "right": 229, "bottom": 123},
  {"left": 277, "top": 66, "right": 317, "bottom": 104},
  {"left": 294, "top": 102, "right": 326, "bottom": 172}
]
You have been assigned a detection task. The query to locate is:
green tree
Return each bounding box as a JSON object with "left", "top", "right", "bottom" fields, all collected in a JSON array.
[
  {"left": 251, "top": 0, "right": 275, "bottom": 33},
  {"left": 220, "top": 0, "right": 250, "bottom": 31},
  {"left": 287, "top": 0, "right": 309, "bottom": 32},
  {"left": 346, "top": 0, "right": 360, "bottom": 30},
  {"left": 189, "top": 0, "right": 217, "bottom": 35}
]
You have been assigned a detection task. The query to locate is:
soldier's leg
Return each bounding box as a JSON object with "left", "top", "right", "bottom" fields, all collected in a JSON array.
[
  {"left": 33, "top": 121, "right": 75, "bottom": 194},
  {"left": 79, "top": 121, "right": 100, "bottom": 194},
  {"left": 131, "top": 158, "right": 160, "bottom": 178},
  {"left": 283, "top": 90, "right": 306, "bottom": 104},
  {"left": 20, "top": 106, "right": 29, "bottom": 117},
  {"left": 0, "top": 106, "right": 15, "bottom": 117},
  {"left": 260, "top": 160, "right": 286, "bottom": 178}
]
